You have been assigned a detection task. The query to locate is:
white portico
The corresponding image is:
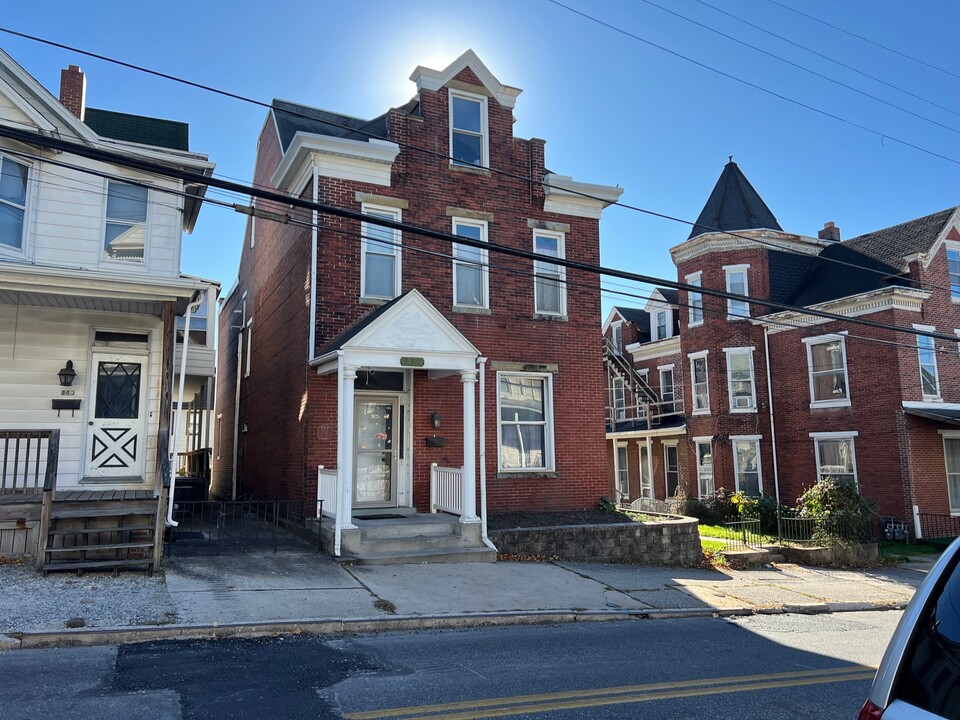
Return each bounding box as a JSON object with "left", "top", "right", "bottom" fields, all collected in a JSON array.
[{"left": 310, "top": 290, "right": 485, "bottom": 557}]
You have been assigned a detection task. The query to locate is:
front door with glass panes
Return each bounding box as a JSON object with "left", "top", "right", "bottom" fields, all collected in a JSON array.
[
  {"left": 85, "top": 354, "right": 147, "bottom": 480},
  {"left": 354, "top": 396, "right": 399, "bottom": 507}
]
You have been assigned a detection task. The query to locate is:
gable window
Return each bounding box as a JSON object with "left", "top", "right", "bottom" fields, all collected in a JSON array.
[
  {"left": 695, "top": 438, "right": 714, "bottom": 498},
  {"left": 915, "top": 325, "right": 941, "bottom": 399},
  {"left": 449, "top": 90, "right": 488, "bottom": 168},
  {"left": 724, "top": 347, "right": 756, "bottom": 412},
  {"left": 533, "top": 230, "right": 565, "bottom": 316},
  {"left": 615, "top": 443, "right": 629, "bottom": 500},
  {"left": 948, "top": 247, "right": 960, "bottom": 301},
  {"left": 687, "top": 272, "right": 703, "bottom": 326},
  {"left": 361, "top": 205, "right": 401, "bottom": 300},
  {"left": 656, "top": 310, "right": 667, "bottom": 340},
  {"left": 812, "top": 432, "right": 858, "bottom": 487},
  {"left": 689, "top": 351, "right": 710, "bottom": 415},
  {"left": 452, "top": 218, "right": 489, "bottom": 309},
  {"left": 0, "top": 155, "right": 28, "bottom": 250},
  {"left": 664, "top": 443, "right": 679, "bottom": 497},
  {"left": 724, "top": 264, "right": 750, "bottom": 320},
  {"left": 659, "top": 366, "right": 675, "bottom": 415},
  {"left": 804, "top": 334, "right": 851, "bottom": 407},
  {"left": 104, "top": 181, "right": 147, "bottom": 262},
  {"left": 732, "top": 436, "right": 762, "bottom": 496},
  {"left": 498, "top": 373, "right": 554, "bottom": 472},
  {"left": 942, "top": 433, "right": 960, "bottom": 514}
]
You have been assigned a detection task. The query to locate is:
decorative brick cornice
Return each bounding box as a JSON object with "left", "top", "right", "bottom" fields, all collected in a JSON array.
[
  {"left": 756, "top": 287, "right": 932, "bottom": 334},
  {"left": 670, "top": 229, "right": 825, "bottom": 265}
]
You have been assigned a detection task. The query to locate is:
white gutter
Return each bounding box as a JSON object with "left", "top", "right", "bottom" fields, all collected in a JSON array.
[
  {"left": 308, "top": 167, "right": 318, "bottom": 362},
  {"left": 764, "top": 327, "right": 781, "bottom": 504},
  {"left": 166, "top": 291, "right": 205, "bottom": 527},
  {"left": 478, "top": 356, "right": 496, "bottom": 552},
  {"left": 334, "top": 353, "right": 344, "bottom": 556}
]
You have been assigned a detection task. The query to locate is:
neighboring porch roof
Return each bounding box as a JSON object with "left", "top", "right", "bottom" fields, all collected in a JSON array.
[
  {"left": 904, "top": 406, "right": 960, "bottom": 427},
  {"left": 312, "top": 289, "right": 480, "bottom": 373}
]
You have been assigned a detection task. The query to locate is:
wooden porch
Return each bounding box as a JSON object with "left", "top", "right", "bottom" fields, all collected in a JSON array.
[{"left": 0, "top": 430, "right": 167, "bottom": 574}]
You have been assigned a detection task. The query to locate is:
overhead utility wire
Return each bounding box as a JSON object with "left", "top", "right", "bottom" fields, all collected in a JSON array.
[
  {"left": 4, "top": 124, "right": 956, "bottom": 346},
  {"left": 765, "top": 0, "right": 960, "bottom": 80},
  {"left": 636, "top": 0, "right": 958, "bottom": 133},
  {"left": 0, "top": 29, "right": 952, "bottom": 294},
  {"left": 544, "top": 0, "right": 959, "bottom": 164},
  {"left": 694, "top": 0, "right": 959, "bottom": 117}
]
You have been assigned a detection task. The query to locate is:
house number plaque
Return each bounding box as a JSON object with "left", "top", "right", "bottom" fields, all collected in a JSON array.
[{"left": 400, "top": 357, "right": 425, "bottom": 367}]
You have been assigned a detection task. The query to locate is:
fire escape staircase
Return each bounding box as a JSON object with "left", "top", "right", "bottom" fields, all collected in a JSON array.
[{"left": 604, "top": 337, "right": 660, "bottom": 429}]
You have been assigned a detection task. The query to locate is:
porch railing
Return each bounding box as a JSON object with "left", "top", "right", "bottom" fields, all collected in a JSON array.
[
  {"left": 1, "top": 430, "right": 59, "bottom": 495},
  {"left": 430, "top": 463, "right": 462, "bottom": 516},
  {"left": 317, "top": 466, "right": 338, "bottom": 519},
  {"left": 177, "top": 448, "right": 211, "bottom": 479}
]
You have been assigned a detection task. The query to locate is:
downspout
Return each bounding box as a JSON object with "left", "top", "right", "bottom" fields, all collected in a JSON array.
[
  {"left": 334, "top": 353, "right": 344, "bottom": 556},
  {"left": 764, "top": 327, "right": 781, "bottom": 505},
  {"left": 230, "top": 323, "right": 242, "bottom": 500},
  {"left": 308, "top": 167, "right": 318, "bottom": 362},
  {"left": 478, "top": 356, "right": 496, "bottom": 552},
  {"left": 166, "top": 290, "right": 204, "bottom": 527}
]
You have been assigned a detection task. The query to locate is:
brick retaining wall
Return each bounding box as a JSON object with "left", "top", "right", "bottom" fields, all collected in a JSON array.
[{"left": 489, "top": 515, "right": 703, "bottom": 565}]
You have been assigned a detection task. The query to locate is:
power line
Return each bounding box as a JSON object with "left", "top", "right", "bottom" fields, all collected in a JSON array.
[
  {"left": 694, "top": 0, "right": 959, "bottom": 118},
  {"left": 544, "top": 0, "right": 959, "bottom": 164},
  {"left": 765, "top": 0, "right": 960, "bottom": 80},
  {"left": 1, "top": 30, "right": 952, "bottom": 292},
  {"left": 636, "top": 0, "right": 958, "bottom": 134}
]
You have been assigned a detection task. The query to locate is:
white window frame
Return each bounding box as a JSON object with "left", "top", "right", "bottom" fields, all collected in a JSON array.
[
  {"left": 687, "top": 271, "right": 703, "bottom": 327},
  {"left": 694, "top": 436, "right": 714, "bottom": 498},
  {"left": 689, "top": 350, "right": 710, "bottom": 416},
  {"left": 215, "top": 413, "right": 223, "bottom": 460},
  {"left": 612, "top": 376, "right": 626, "bottom": 421},
  {"left": 496, "top": 371, "right": 555, "bottom": 473},
  {"left": 724, "top": 347, "right": 757, "bottom": 413},
  {"left": 655, "top": 310, "right": 668, "bottom": 340},
  {"left": 810, "top": 431, "right": 859, "bottom": 487},
  {"left": 731, "top": 435, "right": 763, "bottom": 496},
  {"left": 102, "top": 179, "right": 149, "bottom": 266},
  {"left": 803, "top": 332, "right": 852, "bottom": 409},
  {"left": 639, "top": 443, "right": 653, "bottom": 499},
  {"left": 659, "top": 365, "right": 676, "bottom": 414},
  {"left": 451, "top": 217, "right": 489, "bottom": 310},
  {"left": 914, "top": 324, "right": 941, "bottom": 401},
  {"left": 360, "top": 203, "right": 402, "bottom": 301},
  {"left": 612, "top": 321, "right": 623, "bottom": 355},
  {"left": 947, "top": 242, "right": 960, "bottom": 303},
  {"left": 244, "top": 320, "right": 253, "bottom": 378},
  {"left": 533, "top": 229, "right": 566, "bottom": 317},
  {"left": 663, "top": 441, "right": 680, "bottom": 498},
  {"left": 448, "top": 89, "right": 489, "bottom": 169},
  {"left": 0, "top": 152, "right": 30, "bottom": 255},
  {"left": 724, "top": 264, "right": 750, "bottom": 320},
  {"left": 939, "top": 430, "right": 960, "bottom": 515},
  {"left": 615, "top": 442, "right": 630, "bottom": 500}
]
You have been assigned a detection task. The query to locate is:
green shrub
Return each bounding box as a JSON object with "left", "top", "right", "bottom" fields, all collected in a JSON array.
[
  {"left": 597, "top": 495, "right": 617, "bottom": 513},
  {"left": 731, "top": 491, "right": 786, "bottom": 534},
  {"left": 796, "top": 477, "right": 877, "bottom": 543}
]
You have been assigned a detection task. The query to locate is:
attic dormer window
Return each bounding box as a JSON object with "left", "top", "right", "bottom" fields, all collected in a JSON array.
[{"left": 449, "top": 90, "right": 488, "bottom": 169}]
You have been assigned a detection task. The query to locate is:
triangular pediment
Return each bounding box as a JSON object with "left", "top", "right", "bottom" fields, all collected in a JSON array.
[{"left": 410, "top": 49, "right": 522, "bottom": 108}]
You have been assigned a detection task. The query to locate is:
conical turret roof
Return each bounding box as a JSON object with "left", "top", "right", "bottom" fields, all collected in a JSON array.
[{"left": 688, "top": 159, "right": 782, "bottom": 240}]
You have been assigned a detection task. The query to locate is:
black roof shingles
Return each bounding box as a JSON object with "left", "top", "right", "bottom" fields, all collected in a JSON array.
[
  {"left": 688, "top": 160, "right": 782, "bottom": 240},
  {"left": 842, "top": 207, "right": 956, "bottom": 272},
  {"left": 272, "top": 99, "right": 389, "bottom": 152},
  {"left": 84, "top": 108, "right": 189, "bottom": 151}
]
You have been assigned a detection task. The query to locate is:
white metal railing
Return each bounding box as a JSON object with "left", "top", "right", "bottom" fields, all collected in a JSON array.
[
  {"left": 317, "top": 465, "right": 338, "bottom": 519},
  {"left": 606, "top": 386, "right": 685, "bottom": 428},
  {"left": 430, "top": 463, "right": 463, "bottom": 516}
]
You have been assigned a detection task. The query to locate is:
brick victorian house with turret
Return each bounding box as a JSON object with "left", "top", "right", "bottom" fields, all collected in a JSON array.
[
  {"left": 215, "top": 51, "right": 622, "bottom": 561},
  {"left": 605, "top": 160, "right": 960, "bottom": 537}
]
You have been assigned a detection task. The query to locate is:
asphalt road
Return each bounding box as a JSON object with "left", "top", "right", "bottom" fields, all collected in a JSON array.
[{"left": 0, "top": 610, "right": 901, "bottom": 720}]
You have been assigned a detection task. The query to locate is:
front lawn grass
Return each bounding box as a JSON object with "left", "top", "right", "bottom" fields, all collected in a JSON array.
[{"left": 878, "top": 539, "right": 942, "bottom": 563}]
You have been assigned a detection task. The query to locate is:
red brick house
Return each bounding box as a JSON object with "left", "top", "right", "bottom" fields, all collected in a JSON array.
[
  {"left": 605, "top": 160, "right": 960, "bottom": 536},
  {"left": 214, "top": 51, "right": 622, "bottom": 560}
]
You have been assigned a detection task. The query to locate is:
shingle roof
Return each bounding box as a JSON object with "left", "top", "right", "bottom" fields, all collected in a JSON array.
[
  {"left": 842, "top": 207, "right": 956, "bottom": 272},
  {"left": 688, "top": 160, "right": 782, "bottom": 240},
  {"left": 272, "top": 99, "right": 389, "bottom": 152},
  {"left": 789, "top": 242, "right": 906, "bottom": 306},
  {"left": 83, "top": 108, "right": 189, "bottom": 151},
  {"left": 612, "top": 306, "right": 648, "bottom": 324},
  {"left": 655, "top": 288, "right": 679, "bottom": 305}
]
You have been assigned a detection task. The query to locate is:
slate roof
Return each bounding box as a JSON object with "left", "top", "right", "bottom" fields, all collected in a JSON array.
[
  {"left": 654, "top": 287, "right": 679, "bottom": 305},
  {"left": 688, "top": 160, "right": 782, "bottom": 240},
  {"left": 768, "top": 250, "right": 820, "bottom": 305},
  {"left": 789, "top": 242, "right": 906, "bottom": 307},
  {"left": 315, "top": 292, "right": 408, "bottom": 357},
  {"left": 84, "top": 108, "right": 189, "bottom": 151},
  {"left": 272, "top": 99, "right": 390, "bottom": 152},
  {"left": 612, "top": 306, "right": 649, "bottom": 324},
  {"left": 842, "top": 207, "right": 956, "bottom": 272}
]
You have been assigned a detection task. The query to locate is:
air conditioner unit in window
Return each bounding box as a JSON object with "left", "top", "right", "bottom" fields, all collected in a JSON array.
[{"left": 733, "top": 397, "right": 753, "bottom": 409}]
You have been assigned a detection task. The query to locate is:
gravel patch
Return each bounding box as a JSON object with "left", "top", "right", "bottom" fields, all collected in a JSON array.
[{"left": 0, "top": 563, "right": 178, "bottom": 634}]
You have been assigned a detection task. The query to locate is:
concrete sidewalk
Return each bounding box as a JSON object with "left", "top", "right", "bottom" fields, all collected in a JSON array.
[{"left": 0, "top": 549, "right": 930, "bottom": 649}]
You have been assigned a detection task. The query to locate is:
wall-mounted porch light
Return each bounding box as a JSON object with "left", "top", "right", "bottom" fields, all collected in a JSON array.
[
  {"left": 57, "top": 360, "right": 76, "bottom": 387},
  {"left": 430, "top": 411, "right": 442, "bottom": 430}
]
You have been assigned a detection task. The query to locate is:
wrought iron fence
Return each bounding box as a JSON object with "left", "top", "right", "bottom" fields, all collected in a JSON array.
[
  {"left": 917, "top": 513, "right": 960, "bottom": 542},
  {"left": 720, "top": 515, "right": 764, "bottom": 551},
  {"left": 776, "top": 509, "right": 878, "bottom": 546}
]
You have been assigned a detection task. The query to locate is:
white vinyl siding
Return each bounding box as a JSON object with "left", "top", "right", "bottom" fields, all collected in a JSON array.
[
  {"left": 732, "top": 436, "right": 762, "bottom": 496},
  {"left": 360, "top": 204, "right": 401, "bottom": 300},
  {"left": 724, "top": 347, "right": 756, "bottom": 412},
  {"left": 687, "top": 272, "right": 703, "bottom": 326},
  {"left": 689, "top": 351, "right": 710, "bottom": 415},
  {"left": 804, "top": 334, "right": 851, "bottom": 408},
  {"left": 811, "top": 432, "right": 859, "bottom": 487},
  {"left": 724, "top": 264, "right": 749, "bottom": 319},
  {"left": 497, "top": 372, "right": 554, "bottom": 472},
  {"left": 452, "top": 218, "right": 489, "bottom": 309},
  {"left": 449, "top": 89, "right": 488, "bottom": 168},
  {"left": 533, "top": 230, "right": 566, "bottom": 316}
]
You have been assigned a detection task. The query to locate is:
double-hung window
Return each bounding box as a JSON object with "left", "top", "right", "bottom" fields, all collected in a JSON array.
[
  {"left": 612, "top": 322, "right": 623, "bottom": 355},
  {"left": 915, "top": 325, "right": 941, "bottom": 399},
  {"left": 659, "top": 366, "right": 675, "bottom": 415},
  {"left": 689, "top": 351, "right": 710, "bottom": 415},
  {"left": 687, "top": 272, "right": 703, "bottom": 326},
  {"left": 361, "top": 205, "right": 401, "bottom": 300},
  {"left": 812, "top": 432, "right": 858, "bottom": 487},
  {"left": 533, "top": 230, "right": 565, "bottom": 316},
  {"left": 639, "top": 444, "right": 653, "bottom": 499},
  {"left": 948, "top": 246, "right": 960, "bottom": 301},
  {"left": 942, "top": 432, "right": 960, "bottom": 514},
  {"left": 104, "top": 181, "right": 147, "bottom": 262},
  {"left": 664, "top": 443, "right": 679, "bottom": 497},
  {"left": 656, "top": 310, "right": 667, "bottom": 340},
  {"left": 732, "top": 436, "right": 762, "bottom": 496},
  {"left": 0, "top": 155, "right": 28, "bottom": 251},
  {"left": 612, "top": 377, "right": 626, "bottom": 421},
  {"left": 695, "top": 438, "right": 714, "bottom": 498},
  {"left": 449, "top": 90, "right": 488, "bottom": 168},
  {"left": 452, "top": 218, "right": 489, "bottom": 309},
  {"left": 724, "top": 347, "right": 756, "bottom": 412},
  {"left": 615, "top": 443, "right": 629, "bottom": 500},
  {"left": 498, "top": 373, "right": 554, "bottom": 472},
  {"left": 804, "top": 334, "right": 851, "bottom": 407},
  {"left": 724, "top": 265, "right": 749, "bottom": 319}
]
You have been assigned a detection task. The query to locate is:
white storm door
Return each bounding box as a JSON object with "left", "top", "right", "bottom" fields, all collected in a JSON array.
[
  {"left": 85, "top": 355, "right": 148, "bottom": 480},
  {"left": 354, "top": 396, "right": 399, "bottom": 507}
]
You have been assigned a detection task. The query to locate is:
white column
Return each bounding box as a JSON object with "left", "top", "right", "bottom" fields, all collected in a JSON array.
[
  {"left": 460, "top": 369, "right": 479, "bottom": 523},
  {"left": 340, "top": 365, "right": 358, "bottom": 527}
]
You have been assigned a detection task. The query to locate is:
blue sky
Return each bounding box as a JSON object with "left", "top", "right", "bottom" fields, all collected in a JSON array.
[{"left": 2, "top": 0, "right": 957, "bottom": 318}]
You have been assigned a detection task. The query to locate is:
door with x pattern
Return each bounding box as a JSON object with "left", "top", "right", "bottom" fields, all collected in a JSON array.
[{"left": 85, "top": 354, "right": 148, "bottom": 481}]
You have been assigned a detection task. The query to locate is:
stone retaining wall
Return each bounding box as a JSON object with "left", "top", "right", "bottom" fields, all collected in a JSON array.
[{"left": 489, "top": 515, "right": 703, "bottom": 565}]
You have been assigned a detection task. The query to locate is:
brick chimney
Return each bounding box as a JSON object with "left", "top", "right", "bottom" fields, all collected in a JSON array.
[
  {"left": 818, "top": 221, "right": 841, "bottom": 242},
  {"left": 59, "top": 65, "right": 86, "bottom": 120}
]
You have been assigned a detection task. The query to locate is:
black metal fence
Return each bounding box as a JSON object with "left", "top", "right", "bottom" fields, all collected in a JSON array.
[
  {"left": 719, "top": 516, "right": 764, "bottom": 550},
  {"left": 719, "top": 510, "right": 880, "bottom": 550},
  {"left": 165, "top": 499, "right": 321, "bottom": 556},
  {"left": 918, "top": 513, "right": 960, "bottom": 542}
]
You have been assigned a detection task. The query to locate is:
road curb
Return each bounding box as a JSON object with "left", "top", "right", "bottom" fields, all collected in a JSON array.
[{"left": 2, "top": 601, "right": 906, "bottom": 650}]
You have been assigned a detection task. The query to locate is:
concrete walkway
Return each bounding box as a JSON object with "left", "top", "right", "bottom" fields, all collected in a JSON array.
[{"left": 0, "top": 549, "right": 932, "bottom": 649}]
